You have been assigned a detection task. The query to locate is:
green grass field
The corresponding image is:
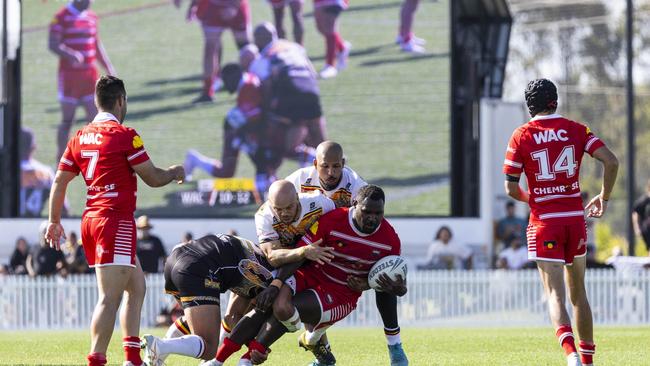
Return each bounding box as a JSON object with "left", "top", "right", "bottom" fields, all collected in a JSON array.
[
  {"left": 0, "top": 327, "right": 648, "bottom": 365},
  {"left": 21, "top": 0, "right": 450, "bottom": 217}
]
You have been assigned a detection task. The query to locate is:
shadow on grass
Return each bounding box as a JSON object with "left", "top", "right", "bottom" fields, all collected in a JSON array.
[
  {"left": 145, "top": 74, "right": 203, "bottom": 86},
  {"left": 369, "top": 172, "right": 448, "bottom": 187},
  {"left": 310, "top": 43, "right": 393, "bottom": 62},
  {"left": 359, "top": 52, "right": 449, "bottom": 67}
]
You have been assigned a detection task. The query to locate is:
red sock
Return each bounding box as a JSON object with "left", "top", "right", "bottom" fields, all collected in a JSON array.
[
  {"left": 555, "top": 325, "right": 577, "bottom": 356},
  {"left": 333, "top": 32, "right": 345, "bottom": 52},
  {"left": 248, "top": 339, "right": 269, "bottom": 356},
  {"left": 123, "top": 336, "right": 143, "bottom": 366},
  {"left": 240, "top": 349, "right": 252, "bottom": 361},
  {"left": 87, "top": 352, "right": 107, "bottom": 366},
  {"left": 175, "top": 317, "right": 191, "bottom": 335},
  {"left": 215, "top": 337, "right": 242, "bottom": 362},
  {"left": 579, "top": 341, "right": 595, "bottom": 365},
  {"left": 325, "top": 33, "right": 336, "bottom": 66},
  {"left": 203, "top": 77, "right": 214, "bottom": 97}
]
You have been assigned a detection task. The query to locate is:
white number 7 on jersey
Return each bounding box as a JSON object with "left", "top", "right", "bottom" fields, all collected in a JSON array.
[
  {"left": 81, "top": 150, "right": 99, "bottom": 180},
  {"left": 530, "top": 146, "right": 577, "bottom": 181}
]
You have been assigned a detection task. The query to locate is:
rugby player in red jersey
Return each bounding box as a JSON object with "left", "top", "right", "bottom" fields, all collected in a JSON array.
[
  {"left": 214, "top": 185, "right": 408, "bottom": 366},
  {"left": 503, "top": 79, "right": 618, "bottom": 366},
  {"left": 312, "top": 0, "right": 351, "bottom": 79},
  {"left": 45, "top": 76, "right": 185, "bottom": 366},
  {"left": 49, "top": 0, "right": 116, "bottom": 161},
  {"left": 175, "top": 0, "right": 252, "bottom": 103}
]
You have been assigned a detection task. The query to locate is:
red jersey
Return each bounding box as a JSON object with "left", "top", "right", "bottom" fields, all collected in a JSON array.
[
  {"left": 503, "top": 114, "right": 605, "bottom": 224},
  {"left": 297, "top": 207, "right": 401, "bottom": 301},
  {"left": 49, "top": 4, "right": 98, "bottom": 71},
  {"left": 58, "top": 113, "right": 150, "bottom": 218},
  {"left": 237, "top": 72, "right": 262, "bottom": 122}
]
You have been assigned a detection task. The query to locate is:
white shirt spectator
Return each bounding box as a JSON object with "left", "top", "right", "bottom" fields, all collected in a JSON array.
[
  {"left": 422, "top": 240, "right": 472, "bottom": 270},
  {"left": 498, "top": 245, "right": 529, "bottom": 269}
]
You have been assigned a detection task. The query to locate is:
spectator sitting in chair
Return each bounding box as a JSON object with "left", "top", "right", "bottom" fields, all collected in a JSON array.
[
  {"left": 418, "top": 226, "right": 472, "bottom": 270},
  {"left": 496, "top": 234, "right": 530, "bottom": 269},
  {"left": 136, "top": 215, "right": 167, "bottom": 274},
  {"left": 9, "top": 237, "right": 31, "bottom": 275},
  {"left": 27, "top": 221, "right": 68, "bottom": 277}
]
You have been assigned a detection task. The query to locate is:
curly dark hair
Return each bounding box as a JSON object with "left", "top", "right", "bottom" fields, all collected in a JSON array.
[
  {"left": 356, "top": 184, "right": 385, "bottom": 202},
  {"left": 524, "top": 78, "right": 558, "bottom": 117}
]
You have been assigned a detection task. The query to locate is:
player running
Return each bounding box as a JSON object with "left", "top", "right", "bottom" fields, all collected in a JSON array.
[
  {"left": 45, "top": 76, "right": 185, "bottom": 366},
  {"left": 286, "top": 141, "right": 409, "bottom": 365},
  {"left": 396, "top": 0, "right": 426, "bottom": 53},
  {"left": 215, "top": 185, "right": 407, "bottom": 366},
  {"left": 313, "top": 0, "right": 351, "bottom": 78},
  {"left": 503, "top": 79, "right": 618, "bottom": 366},
  {"left": 49, "top": 0, "right": 116, "bottom": 161},
  {"left": 174, "top": 0, "right": 252, "bottom": 103}
]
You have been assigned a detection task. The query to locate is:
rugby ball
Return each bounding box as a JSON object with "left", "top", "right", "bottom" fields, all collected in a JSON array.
[{"left": 368, "top": 255, "right": 408, "bottom": 291}]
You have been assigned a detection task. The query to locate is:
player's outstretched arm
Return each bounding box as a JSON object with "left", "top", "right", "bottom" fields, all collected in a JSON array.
[
  {"left": 260, "top": 239, "right": 334, "bottom": 267},
  {"left": 132, "top": 160, "right": 185, "bottom": 187},
  {"left": 46, "top": 170, "right": 76, "bottom": 251},
  {"left": 586, "top": 146, "right": 619, "bottom": 218}
]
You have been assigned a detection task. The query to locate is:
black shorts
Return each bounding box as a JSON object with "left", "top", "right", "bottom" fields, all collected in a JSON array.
[
  {"left": 272, "top": 68, "right": 322, "bottom": 121},
  {"left": 324, "top": 5, "right": 343, "bottom": 15},
  {"left": 164, "top": 246, "right": 222, "bottom": 309}
]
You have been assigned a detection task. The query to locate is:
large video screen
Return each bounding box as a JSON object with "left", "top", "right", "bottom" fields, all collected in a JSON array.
[{"left": 20, "top": 0, "right": 449, "bottom": 218}]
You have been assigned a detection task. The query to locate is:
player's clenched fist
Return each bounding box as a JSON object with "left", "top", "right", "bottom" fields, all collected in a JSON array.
[{"left": 169, "top": 165, "right": 186, "bottom": 184}]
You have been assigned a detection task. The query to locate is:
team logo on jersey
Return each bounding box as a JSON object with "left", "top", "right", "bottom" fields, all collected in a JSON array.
[
  {"left": 337, "top": 242, "right": 344, "bottom": 248},
  {"left": 544, "top": 241, "right": 556, "bottom": 250},
  {"left": 132, "top": 135, "right": 144, "bottom": 148},
  {"left": 204, "top": 270, "right": 221, "bottom": 289},
  {"left": 372, "top": 250, "right": 381, "bottom": 257},
  {"left": 310, "top": 202, "right": 316, "bottom": 210},
  {"left": 325, "top": 294, "right": 334, "bottom": 304},
  {"left": 586, "top": 126, "right": 591, "bottom": 135},
  {"left": 309, "top": 222, "right": 319, "bottom": 235},
  {"left": 306, "top": 178, "right": 312, "bottom": 184}
]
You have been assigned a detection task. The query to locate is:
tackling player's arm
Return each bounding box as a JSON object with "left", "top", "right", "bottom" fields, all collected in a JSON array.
[
  {"left": 132, "top": 160, "right": 185, "bottom": 188},
  {"left": 46, "top": 170, "right": 77, "bottom": 250},
  {"left": 585, "top": 146, "right": 619, "bottom": 218},
  {"left": 259, "top": 239, "right": 334, "bottom": 267}
]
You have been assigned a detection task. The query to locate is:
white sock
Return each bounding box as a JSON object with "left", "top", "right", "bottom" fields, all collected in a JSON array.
[
  {"left": 158, "top": 335, "right": 205, "bottom": 358},
  {"left": 219, "top": 322, "right": 231, "bottom": 346},
  {"left": 189, "top": 150, "right": 218, "bottom": 174},
  {"left": 305, "top": 327, "right": 329, "bottom": 346},
  {"left": 279, "top": 309, "right": 302, "bottom": 332},
  {"left": 385, "top": 328, "right": 402, "bottom": 346},
  {"left": 165, "top": 321, "right": 185, "bottom": 339}
]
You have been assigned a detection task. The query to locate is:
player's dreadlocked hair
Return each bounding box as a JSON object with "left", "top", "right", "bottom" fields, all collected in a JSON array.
[
  {"left": 356, "top": 184, "right": 385, "bottom": 202},
  {"left": 524, "top": 78, "right": 558, "bottom": 117}
]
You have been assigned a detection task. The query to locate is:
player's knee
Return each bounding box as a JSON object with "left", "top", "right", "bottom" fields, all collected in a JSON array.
[
  {"left": 97, "top": 292, "right": 124, "bottom": 310},
  {"left": 273, "top": 298, "right": 295, "bottom": 320},
  {"left": 223, "top": 312, "right": 240, "bottom": 329}
]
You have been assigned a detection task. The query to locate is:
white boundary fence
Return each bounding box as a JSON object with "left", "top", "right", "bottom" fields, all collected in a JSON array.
[{"left": 1, "top": 269, "right": 649, "bottom": 330}]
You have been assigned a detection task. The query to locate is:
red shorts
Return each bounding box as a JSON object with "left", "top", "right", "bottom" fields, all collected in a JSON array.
[
  {"left": 268, "top": 0, "right": 303, "bottom": 8},
  {"left": 81, "top": 215, "right": 136, "bottom": 268},
  {"left": 58, "top": 67, "right": 98, "bottom": 104},
  {"left": 313, "top": 0, "right": 349, "bottom": 10},
  {"left": 526, "top": 221, "right": 587, "bottom": 265},
  {"left": 197, "top": 0, "right": 250, "bottom": 32},
  {"left": 294, "top": 268, "right": 358, "bottom": 329}
]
